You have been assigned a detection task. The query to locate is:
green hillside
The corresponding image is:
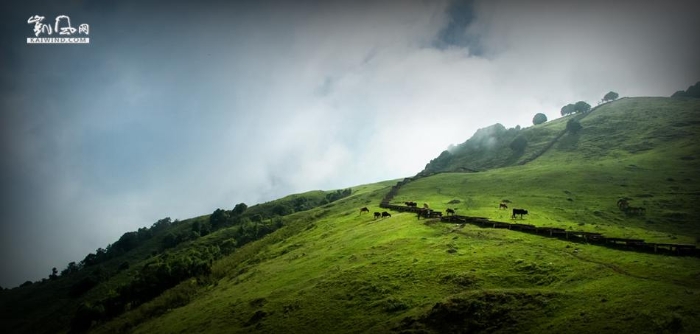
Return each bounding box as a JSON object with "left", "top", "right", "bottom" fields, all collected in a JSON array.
[
  {"left": 421, "top": 97, "right": 623, "bottom": 175},
  {"left": 2, "top": 96, "right": 699, "bottom": 334}
]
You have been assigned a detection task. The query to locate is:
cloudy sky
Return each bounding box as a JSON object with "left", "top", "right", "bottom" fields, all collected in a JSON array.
[{"left": 1, "top": 0, "right": 699, "bottom": 287}]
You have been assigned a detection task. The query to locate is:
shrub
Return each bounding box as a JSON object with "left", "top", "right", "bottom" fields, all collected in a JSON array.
[
  {"left": 566, "top": 119, "right": 583, "bottom": 134},
  {"left": 509, "top": 136, "right": 528, "bottom": 152},
  {"left": 532, "top": 113, "right": 547, "bottom": 125}
]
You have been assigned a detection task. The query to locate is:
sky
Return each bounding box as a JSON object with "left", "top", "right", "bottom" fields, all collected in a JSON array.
[{"left": 1, "top": 0, "right": 699, "bottom": 287}]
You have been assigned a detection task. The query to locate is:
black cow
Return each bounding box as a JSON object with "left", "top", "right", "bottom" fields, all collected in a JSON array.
[
  {"left": 617, "top": 199, "right": 629, "bottom": 210},
  {"left": 512, "top": 208, "right": 528, "bottom": 219},
  {"left": 446, "top": 208, "right": 456, "bottom": 216},
  {"left": 625, "top": 206, "right": 646, "bottom": 215},
  {"left": 359, "top": 207, "right": 369, "bottom": 215},
  {"left": 405, "top": 201, "right": 417, "bottom": 207},
  {"left": 381, "top": 211, "right": 392, "bottom": 218},
  {"left": 373, "top": 212, "right": 381, "bottom": 219}
]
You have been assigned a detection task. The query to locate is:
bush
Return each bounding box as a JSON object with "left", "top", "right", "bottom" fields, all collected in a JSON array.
[
  {"left": 210, "top": 208, "right": 232, "bottom": 229},
  {"left": 118, "top": 261, "right": 130, "bottom": 272},
  {"left": 232, "top": 203, "right": 248, "bottom": 215},
  {"left": 532, "top": 113, "right": 547, "bottom": 125},
  {"left": 509, "top": 136, "right": 528, "bottom": 152},
  {"left": 566, "top": 119, "right": 582, "bottom": 134},
  {"left": 220, "top": 238, "right": 238, "bottom": 255}
]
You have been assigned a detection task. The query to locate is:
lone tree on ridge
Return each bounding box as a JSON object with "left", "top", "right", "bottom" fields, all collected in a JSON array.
[
  {"left": 532, "top": 113, "right": 548, "bottom": 125},
  {"left": 603, "top": 91, "right": 619, "bottom": 102}
]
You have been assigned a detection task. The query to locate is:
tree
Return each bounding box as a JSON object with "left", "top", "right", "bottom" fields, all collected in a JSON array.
[
  {"left": 272, "top": 204, "right": 293, "bottom": 216},
  {"left": 672, "top": 81, "right": 700, "bottom": 98},
  {"left": 566, "top": 119, "right": 582, "bottom": 134},
  {"left": 603, "top": 91, "right": 619, "bottom": 102},
  {"left": 687, "top": 82, "right": 700, "bottom": 97},
  {"left": 151, "top": 217, "right": 172, "bottom": 231},
  {"left": 532, "top": 113, "right": 547, "bottom": 125},
  {"left": 574, "top": 101, "right": 591, "bottom": 113},
  {"left": 61, "top": 262, "right": 81, "bottom": 276},
  {"left": 210, "top": 208, "right": 231, "bottom": 229},
  {"left": 560, "top": 104, "right": 576, "bottom": 116},
  {"left": 118, "top": 261, "right": 130, "bottom": 272},
  {"left": 509, "top": 136, "right": 528, "bottom": 152},
  {"left": 232, "top": 203, "right": 248, "bottom": 215},
  {"left": 162, "top": 232, "right": 179, "bottom": 249}
]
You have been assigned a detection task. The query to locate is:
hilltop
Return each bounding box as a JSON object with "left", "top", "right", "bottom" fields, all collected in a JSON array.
[{"left": 1, "top": 96, "right": 699, "bottom": 334}]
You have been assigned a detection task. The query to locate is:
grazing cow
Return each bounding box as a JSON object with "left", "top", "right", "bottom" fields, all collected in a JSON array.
[
  {"left": 512, "top": 208, "right": 528, "bottom": 219},
  {"left": 625, "top": 206, "right": 646, "bottom": 215},
  {"left": 374, "top": 212, "right": 381, "bottom": 219},
  {"left": 499, "top": 203, "right": 508, "bottom": 210},
  {"left": 405, "top": 201, "right": 417, "bottom": 207},
  {"left": 359, "top": 207, "right": 370, "bottom": 215},
  {"left": 446, "top": 208, "right": 456, "bottom": 216},
  {"left": 381, "top": 211, "right": 392, "bottom": 218},
  {"left": 617, "top": 199, "right": 629, "bottom": 210},
  {"left": 417, "top": 208, "right": 429, "bottom": 220}
]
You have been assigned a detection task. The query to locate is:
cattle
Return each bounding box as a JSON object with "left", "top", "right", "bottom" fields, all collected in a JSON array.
[
  {"left": 625, "top": 206, "right": 646, "bottom": 215},
  {"left": 359, "top": 207, "right": 370, "bottom": 215},
  {"left": 617, "top": 199, "right": 629, "bottom": 210},
  {"left": 512, "top": 208, "right": 528, "bottom": 219},
  {"left": 404, "top": 201, "right": 417, "bottom": 207},
  {"left": 446, "top": 208, "right": 456, "bottom": 216},
  {"left": 381, "top": 211, "right": 392, "bottom": 218},
  {"left": 374, "top": 212, "right": 381, "bottom": 219},
  {"left": 499, "top": 203, "right": 508, "bottom": 210}
]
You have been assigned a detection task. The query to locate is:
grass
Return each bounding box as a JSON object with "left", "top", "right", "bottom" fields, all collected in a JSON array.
[{"left": 113, "top": 166, "right": 700, "bottom": 333}]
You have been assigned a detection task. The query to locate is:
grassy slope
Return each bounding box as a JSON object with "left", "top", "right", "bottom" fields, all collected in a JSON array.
[
  {"left": 0, "top": 189, "right": 348, "bottom": 334},
  {"left": 104, "top": 97, "right": 700, "bottom": 333}
]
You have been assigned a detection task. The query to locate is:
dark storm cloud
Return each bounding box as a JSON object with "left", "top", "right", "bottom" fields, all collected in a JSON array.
[
  {"left": 1, "top": 0, "right": 699, "bottom": 287},
  {"left": 434, "top": 0, "right": 483, "bottom": 55}
]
